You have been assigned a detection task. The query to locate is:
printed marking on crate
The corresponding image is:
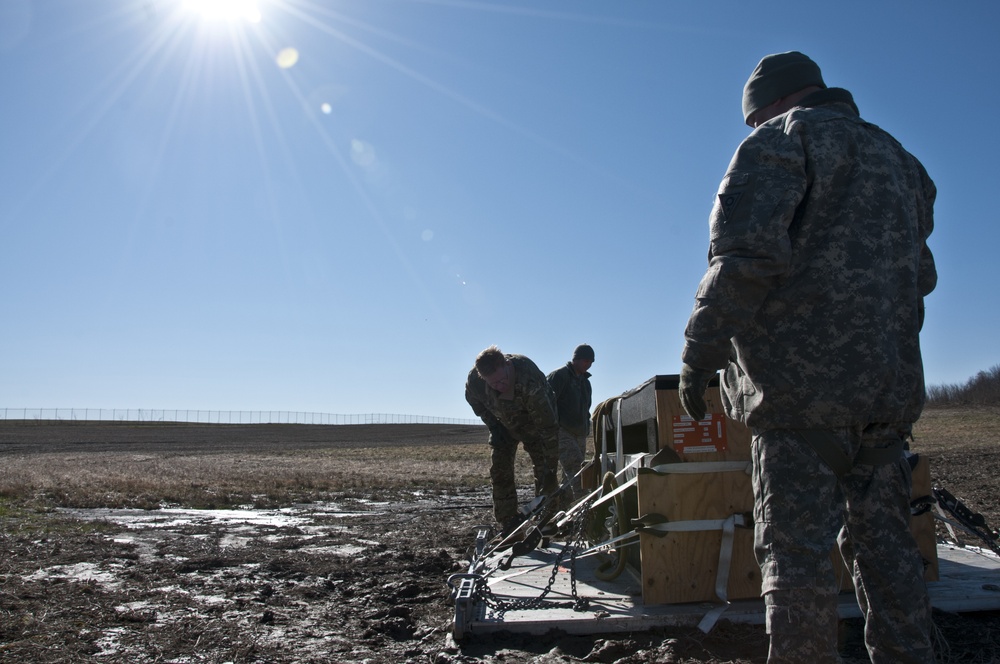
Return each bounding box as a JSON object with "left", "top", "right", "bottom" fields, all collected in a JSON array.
[{"left": 672, "top": 413, "right": 728, "bottom": 454}]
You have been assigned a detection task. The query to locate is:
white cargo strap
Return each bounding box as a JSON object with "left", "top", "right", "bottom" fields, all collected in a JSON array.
[
  {"left": 697, "top": 513, "right": 742, "bottom": 633},
  {"left": 635, "top": 511, "right": 751, "bottom": 633},
  {"left": 556, "top": 454, "right": 645, "bottom": 528},
  {"left": 635, "top": 516, "right": 743, "bottom": 533},
  {"left": 637, "top": 460, "right": 753, "bottom": 632},
  {"left": 576, "top": 528, "right": 640, "bottom": 558},
  {"left": 645, "top": 460, "right": 752, "bottom": 475},
  {"left": 590, "top": 474, "right": 637, "bottom": 508}
]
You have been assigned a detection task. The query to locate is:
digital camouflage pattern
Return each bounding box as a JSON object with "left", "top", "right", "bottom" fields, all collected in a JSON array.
[
  {"left": 547, "top": 362, "right": 593, "bottom": 436},
  {"left": 752, "top": 427, "right": 934, "bottom": 663},
  {"left": 684, "top": 84, "right": 937, "bottom": 662},
  {"left": 556, "top": 428, "right": 587, "bottom": 500},
  {"left": 682, "top": 87, "right": 937, "bottom": 430},
  {"left": 548, "top": 362, "right": 593, "bottom": 498},
  {"left": 465, "top": 368, "right": 520, "bottom": 523},
  {"left": 464, "top": 367, "right": 509, "bottom": 441},
  {"left": 480, "top": 355, "right": 560, "bottom": 449},
  {"left": 464, "top": 357, "right": 560, "bottom": 525},
  {"left": 487, "top": 434, "right": 552, "bottom": 525}
]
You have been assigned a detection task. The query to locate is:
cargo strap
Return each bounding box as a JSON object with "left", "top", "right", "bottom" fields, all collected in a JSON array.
[
  {"left": 634, "top": 460, "right": 755, "bottom": 633},
  {"left": 555, "top": 454, "right": 645, "bottom": 529},
  {"left": 795, "top": 429, "right": 903, "bottom": 478},
  {"left": 575, "top": 528, "right": 640, "bottom": 558},
  {"left": 633, "top": 512, "right": 752, "bottom": 633},
  {"left": 640, "top": 461, "right": 752, "bottom": 476},
  {"left": 633, "top": 512, "right": 751, "bottom": 535}
]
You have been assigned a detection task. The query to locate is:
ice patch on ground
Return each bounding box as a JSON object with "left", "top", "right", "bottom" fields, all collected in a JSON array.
[{"left": 25, "top": 561, "right": 123, "bottom": 588}]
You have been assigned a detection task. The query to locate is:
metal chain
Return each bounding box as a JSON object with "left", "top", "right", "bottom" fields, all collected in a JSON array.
[
  {"left": 566, "top": 494, "right": 594, "bottom": 611},
  {"left": 472, "top": 494, "right": 596, "bottom": 617}
]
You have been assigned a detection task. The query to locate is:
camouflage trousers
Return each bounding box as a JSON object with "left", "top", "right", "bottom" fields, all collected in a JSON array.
[
  {"left": 489, "top": 432, "right": 559, "bottom": 526},
  {"left": 751, "top": 425, "right": 934, "bottom": 664},
  {"left": 557, "top": 427, "right": 588, "bottom": 500}
]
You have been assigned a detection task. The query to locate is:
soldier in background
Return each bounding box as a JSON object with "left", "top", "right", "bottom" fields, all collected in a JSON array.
[
  {"left": 467, "top": 345, "right": 560, "bottom": 535},
  {"left": 547, "top": 344, "right": 594, "bottom": 500},
  {"left": 678, "top": 52, "right": 937, "bottom": 663}
]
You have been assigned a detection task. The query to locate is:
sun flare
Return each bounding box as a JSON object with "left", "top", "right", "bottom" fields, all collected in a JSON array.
[{"left": 182, "top": 0, "right": 262, "bottom": 23}]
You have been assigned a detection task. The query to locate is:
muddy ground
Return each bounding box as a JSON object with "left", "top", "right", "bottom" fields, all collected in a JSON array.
[{"left": 1, "top": 415, "right": 999, "bottom": 663}]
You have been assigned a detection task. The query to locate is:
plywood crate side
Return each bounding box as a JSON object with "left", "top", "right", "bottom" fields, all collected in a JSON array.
[
  {"left": 654, "top": 383, "right": 751, "bottom": 462},
  {"left": 635, "top": 456, "right": 935, "bottom": 605},
  {"left": 636, "top": 467, "right": 760, "bottom": 605}
]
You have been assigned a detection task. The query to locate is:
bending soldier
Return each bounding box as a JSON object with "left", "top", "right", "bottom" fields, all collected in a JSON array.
[{"left": 467, "top": 345, "right": 560, "bottom": 535}]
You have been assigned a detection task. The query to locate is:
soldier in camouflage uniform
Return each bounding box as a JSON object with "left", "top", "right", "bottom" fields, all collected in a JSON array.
[
  {"left": 547, "top": 344, "right": 595, "bottom": 500},
  {"left": 678, "top": 52, "right": 937, "bottom": 664},
  {"left": 464, "top": 367, "right": 518, "bottom": 526},
  {"left": 468, "top": 346, "right": 560, "bottom": 534}
]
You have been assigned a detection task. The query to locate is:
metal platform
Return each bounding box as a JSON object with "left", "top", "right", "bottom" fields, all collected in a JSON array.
[{"left": 451, "top": 541, "right": 1000, "bottom": 639}]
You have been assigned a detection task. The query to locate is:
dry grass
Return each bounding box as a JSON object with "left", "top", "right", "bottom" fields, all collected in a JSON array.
[
  {"left": 0, "top": 442, "right": 536, "bottom": 511},
  {"left": 913, "top": 404, "right": 1000, "bottom": 449},
  {"left": 1, "top": 407, "right": 996, "bottom": 520}
]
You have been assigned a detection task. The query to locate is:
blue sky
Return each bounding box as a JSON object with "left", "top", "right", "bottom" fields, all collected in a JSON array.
[{"left": 2, "top": 1, "right": 998, "bottom": 421}]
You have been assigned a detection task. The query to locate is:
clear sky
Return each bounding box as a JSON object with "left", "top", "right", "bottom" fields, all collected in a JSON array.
[{"left": 2, "top": 1, "right": 998, "bottom": 421}]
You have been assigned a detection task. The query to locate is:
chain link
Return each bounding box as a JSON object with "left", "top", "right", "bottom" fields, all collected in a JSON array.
[{"left": 472, "top": 494, "right": 596, "bottom": 617}]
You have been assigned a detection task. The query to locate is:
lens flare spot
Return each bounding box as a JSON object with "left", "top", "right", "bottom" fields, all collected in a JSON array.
[
  {"left": 350, "top": 139, "right": 376, "bottom": 168},
  {"left": 421, "top": 230, "right": 434, "bottom": 242},
  {"left": 276, "top": 47, "right": 299, "bottom": 69}
]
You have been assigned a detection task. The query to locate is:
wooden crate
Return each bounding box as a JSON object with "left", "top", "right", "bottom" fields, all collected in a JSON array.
[
  {"left": 605, "top": 376, "right": 936, "bottom": 604},
  {"left": 637, "top": 455, "right": 938, "bottom": 605},
  {"left": 636, "top": 461, "right": 760, "bottom": 605}
]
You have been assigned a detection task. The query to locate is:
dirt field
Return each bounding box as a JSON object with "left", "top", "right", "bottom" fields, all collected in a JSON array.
[{"left": 1, "top": 409, "right": 999, "bottom": 663}]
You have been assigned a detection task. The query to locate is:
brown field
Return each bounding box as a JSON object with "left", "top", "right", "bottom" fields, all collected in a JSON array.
[{"left": 1, "top": 408, "right": 998, "bottom": 663}]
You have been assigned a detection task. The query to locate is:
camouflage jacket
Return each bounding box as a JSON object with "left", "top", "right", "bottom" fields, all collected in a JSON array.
[
  {"left": 682, "top": 88, "right": 937, "bottom": 429},
  {"left": 480, "top": 354, "right": 559, "bottom": 445},
  {"left": 464, "top": 367, "right": 511, "bottom": 443},
  {"left": 547, "top": 362, "right": 592, "bottom": 436}
]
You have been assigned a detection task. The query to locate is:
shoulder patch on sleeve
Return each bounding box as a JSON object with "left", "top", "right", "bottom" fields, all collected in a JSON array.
[
  {"left": 716, "top": 172, "right": 752, "bottom": 223},
  {"left": 718, "top": 191, "right": 743, "bottom": 221}
]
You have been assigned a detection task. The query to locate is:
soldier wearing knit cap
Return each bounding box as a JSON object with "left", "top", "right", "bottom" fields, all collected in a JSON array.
[
  {"left": 547, "top": 344, "right": 594, "bottom": 500},
  {"left": 741, "top": 51, "right": 826, "bottom": 126},
  {"left": 680, "top": 52, "right": 937, "bottom": 663}
]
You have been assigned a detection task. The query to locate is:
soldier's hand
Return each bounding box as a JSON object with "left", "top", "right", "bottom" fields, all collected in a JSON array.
[{"left": 678, "top": 364, "right": 714, "bottom": 421}]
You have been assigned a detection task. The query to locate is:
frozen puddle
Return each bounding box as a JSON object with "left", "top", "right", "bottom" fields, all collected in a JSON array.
[
  {"left": 49, "top": 491, "right": 484, "bottom": 564},
  {"left": 25, "top": 561, "right": 123, "bottom": 588},
  {"left": 55, "top": 502, "right": 389, "bottom": 559},
  {"left": 59, "top": 504, "right": 364, "bottom": 530}
]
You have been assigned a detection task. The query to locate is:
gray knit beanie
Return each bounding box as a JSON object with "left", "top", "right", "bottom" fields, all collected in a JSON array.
[{"left": 742, "top": 51, "right": 826, "bottom": 125}]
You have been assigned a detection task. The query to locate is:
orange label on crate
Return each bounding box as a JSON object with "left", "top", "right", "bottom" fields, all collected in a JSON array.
[{"left": 672, "top": 413, "right": 728, "bottom": 454}]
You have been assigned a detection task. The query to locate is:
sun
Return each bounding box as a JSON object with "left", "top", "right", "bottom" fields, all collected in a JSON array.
[{"left": 181, "top": 0, "right": 262, "bottom": 23}]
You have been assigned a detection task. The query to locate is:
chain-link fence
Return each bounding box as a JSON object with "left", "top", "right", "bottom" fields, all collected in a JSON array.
[{"left": 0, "top": 408, "right": 479, "bottom": 426}]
